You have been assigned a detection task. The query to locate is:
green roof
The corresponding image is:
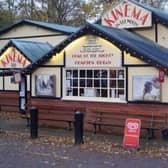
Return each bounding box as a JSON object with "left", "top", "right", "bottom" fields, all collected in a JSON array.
[{"left": 2, "top": 39, "right": 53, "bottom": 63}]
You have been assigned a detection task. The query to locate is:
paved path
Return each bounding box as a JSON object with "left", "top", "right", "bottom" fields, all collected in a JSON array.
[
  {"left": 0, "top": 132, "right": 168, "bottom": 168},
  {"left": 0, "top": 114, "right": 168, "bottom": 168}
]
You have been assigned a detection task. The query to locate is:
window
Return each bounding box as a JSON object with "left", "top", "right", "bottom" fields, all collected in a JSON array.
[{"left": 65, "top": 68, "right": 125, "bottom": 101}]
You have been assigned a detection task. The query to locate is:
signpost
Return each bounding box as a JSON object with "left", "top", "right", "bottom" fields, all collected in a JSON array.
[
  {"left": 12, "top": 71, "right": 27, "bottom": 114},
  {"left": 123, "top": 118, "right": 141, "bottom": 149}
]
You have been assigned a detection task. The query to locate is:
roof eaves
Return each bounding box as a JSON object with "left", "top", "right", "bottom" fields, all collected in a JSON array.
[
  {"left": 0, "top": 19, "right": 78, "bottom": 36},
  {"left": 22, "top": 22, "right": 168, "bottom": 75},
  {"left": 24, "top": 19, "right": 78, "bottom": 35},
  {"left": 0, "top": 20, "right": 25, "bottom": 36}
]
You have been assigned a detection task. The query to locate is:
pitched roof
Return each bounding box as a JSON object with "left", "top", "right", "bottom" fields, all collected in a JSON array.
[
  {"left": 1, "top": 39, "right": 53, "bottom": 64},
  {"left": 25, "top": 23, "right": 168, "bottom": 74},
  {"left": 0, "top": 19, "right": 79, "bottom": 36}
]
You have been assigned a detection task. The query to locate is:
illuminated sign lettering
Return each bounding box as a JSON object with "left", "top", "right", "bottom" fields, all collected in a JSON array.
[{"left": 0, "top": 48, "right": 29, "bottom": 68}]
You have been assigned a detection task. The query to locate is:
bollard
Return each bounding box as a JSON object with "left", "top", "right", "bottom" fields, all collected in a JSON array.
[
  {"left": 74, "top": 111, "right": 84, "bottom": 145},
  {"left": 30, "top": 107, "right": 38, "bottom": 138}
]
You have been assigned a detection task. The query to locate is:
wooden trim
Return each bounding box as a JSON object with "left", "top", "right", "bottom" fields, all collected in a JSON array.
[
  {"left": 155, "top": 22, "right": 158, "bottom": 43},
  {"left": 31, "top": 96, "right": 61, "bottom": 100},
  {"left": 124, "top": 64, "right": 153, "bottom": 67},
  {"left": 130, "top": 26, "right": 154, "bottom": 31},
  {"left": 30, "top": 74, "right": 32, "bottom": 97},
  {"left": 127, "top": 100, "right": 168, "bottom": 105},
  {"left": 63, "top": 51, "right": 66, "bottom": 66},
  {"left": 60, "top": 67, "right": 63, "bottom": 98},
  {"left": 121, "top": 50, "right": 124, "bottom": 66},
  {"left": 3, "top": 74, "right": 4, "bottom": 90},
  {"left": 125, "top": 67, "right": 128, "bottom": 102},
  {"left": 2, "top": 90, "right": 18, "bottom": 92},
  {"left": 0, "top": 33, "right": 66, "bottom": 41},
  {"left": 38, "top": 65, "right": 64, "bottom": 68}
]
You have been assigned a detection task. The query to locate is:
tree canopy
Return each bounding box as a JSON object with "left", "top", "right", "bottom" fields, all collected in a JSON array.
[{"left": 0, "top": 0, "right": 166, "bottom": 29}]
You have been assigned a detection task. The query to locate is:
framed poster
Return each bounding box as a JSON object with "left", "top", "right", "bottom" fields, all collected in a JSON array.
[
  {"left": 133, "top": 76, "right": 161, "bottom": 101},
  {"left": 35, "top": 74, "right": 55, "bottom": 97}
]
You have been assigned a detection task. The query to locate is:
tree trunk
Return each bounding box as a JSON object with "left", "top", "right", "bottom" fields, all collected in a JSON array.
[{"left": 47, "top": 0, "right": 55, "bottom": 22}]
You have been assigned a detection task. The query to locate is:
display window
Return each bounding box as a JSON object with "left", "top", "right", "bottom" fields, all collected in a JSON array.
[{"left": 64, "top": 68, "right": 125, "bottom": 101}]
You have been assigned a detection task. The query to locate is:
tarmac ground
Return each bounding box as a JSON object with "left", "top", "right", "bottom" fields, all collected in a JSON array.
[{"left": 0, "top": 112, "right": 168, "bottom": 168}]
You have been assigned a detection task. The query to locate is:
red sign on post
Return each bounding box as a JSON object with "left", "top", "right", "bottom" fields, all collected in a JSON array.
[
  {"left": 123, "top": 118, "right": 141, "bottom": 148},
  {"left": 159, "top": 67, "right": 165, "bottom": 83}
]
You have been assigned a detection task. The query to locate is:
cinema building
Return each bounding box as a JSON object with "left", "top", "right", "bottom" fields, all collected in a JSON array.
[{"left": 0, "top": 0, "right": 168, "bottom": 137}]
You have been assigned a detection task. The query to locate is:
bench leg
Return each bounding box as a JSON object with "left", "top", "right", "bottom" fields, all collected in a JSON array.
[
  {"left": 68, "top": 121, "right": 73, "bottom": 130},
  {"left": 93, "top": 124, "right": 102, "bottom": 134},
  {"left": 98, "top": 124, "right": 101, "bottom": 132},
  {"left": 93, "top": 123, "right": 97, "bottom": 134},
  {"left": 27, "top": 118, "right": 30, "bottom": 127},
  {"left": 146, "top": 128, "right": 154, "bottom": 139}
]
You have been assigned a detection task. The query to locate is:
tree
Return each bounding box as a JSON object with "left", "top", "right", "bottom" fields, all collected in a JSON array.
[
  {"left": 0, "top": 0, "right": 18, "bottom": 28},
  {"left": 47, "top": 0, "right": 55, "bottom": 22},
  {"left": 47, "top": 0, "right": 85, "bottom": 25},
  {"left": 134, "top": 0, "right": 168, "bottom": 8},
  {"left": 0, "top": 0, "right": 167, "bottom": 30},
  {"left": 16, "top": 0, "right": 47, "bottom": 21}
]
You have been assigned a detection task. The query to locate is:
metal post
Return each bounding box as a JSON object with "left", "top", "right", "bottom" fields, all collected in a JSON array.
[
  {"left": 30, "top": 107, "right": 38, "bottom": 138},
  {"left": 74, "top": 111, "right": 84, "bottom": 145}
]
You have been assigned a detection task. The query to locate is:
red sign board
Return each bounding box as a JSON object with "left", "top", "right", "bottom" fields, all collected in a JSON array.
[{"left": 123, "top": 118, "right": 141, "bottom": 148}]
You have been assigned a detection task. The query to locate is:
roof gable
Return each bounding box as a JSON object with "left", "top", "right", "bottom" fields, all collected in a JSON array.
[
  {"left": 0, "top": 19, "right": 79, "bottom": 36},
  {"left": 0, "top": 39, "right": 52, "bottom": 69},
  {"left": 23, "top": 19, "right": 79, "bottom": 34},
  {"left": 0, "top": 47, "right": 31, "bottom": 69}
]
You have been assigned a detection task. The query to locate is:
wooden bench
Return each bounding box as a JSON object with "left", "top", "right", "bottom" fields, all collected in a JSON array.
[
  {"left": 86, "top": 107, "right": 166, "bottom": 139},
  {"left": 39, "top": 108, "right": 75, "bottom": 130},
  {"left": 24, "top": 103, "right": 84, "bottom": 130}
]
